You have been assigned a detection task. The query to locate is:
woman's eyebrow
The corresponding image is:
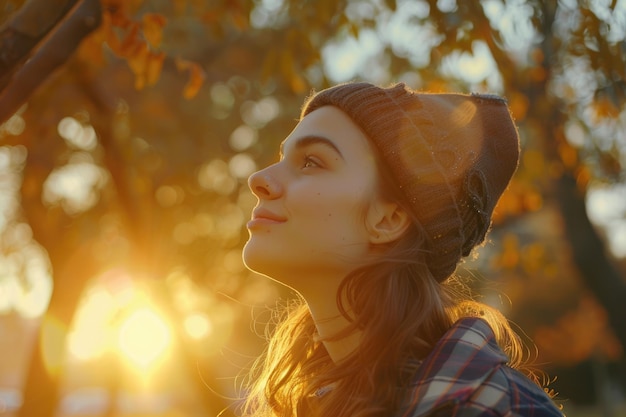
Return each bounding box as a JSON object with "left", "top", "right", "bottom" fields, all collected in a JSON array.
[{"left": 279, "top": 135, "right": 345, "bottom": 160}]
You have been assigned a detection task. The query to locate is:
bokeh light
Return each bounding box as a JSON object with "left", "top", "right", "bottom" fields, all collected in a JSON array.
[
  {"left": 229, "top": 125, "right": 258, "bottom": 151},
  {"left": 183, "top": 313, "right": 212, "bottom": 340},
  {"left": 228, "top": 153, "right": 257, "bottom": 179},
  {"left": 118, "top": 308, "right": 172, "bottom": 370},
  {"left": 42, "top": 154, "right": 109, "bottom": 214},
  {"left": 198, "top": 159, "right": 237, "bottom": 195},
  {"left": 57, "top": 117, "right": 98, "bottom": 151},
  {"left": 586, "top": 183, "right": 626, "bottom": 257},
  {"left": 67, "top": 287, "right": 117, "bottom": 361}
]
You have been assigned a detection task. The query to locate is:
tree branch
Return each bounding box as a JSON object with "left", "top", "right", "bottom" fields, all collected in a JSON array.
[
  {"left": 0, "top": 0, "right": 80, "bottom": 87},
  {"left": 0, "top": 0, "right": 101, "bottom": 123}
]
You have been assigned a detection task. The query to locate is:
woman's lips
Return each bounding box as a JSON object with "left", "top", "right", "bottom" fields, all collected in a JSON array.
[{"left": 247, "top": 208, "right": 287, "bottom": 228}]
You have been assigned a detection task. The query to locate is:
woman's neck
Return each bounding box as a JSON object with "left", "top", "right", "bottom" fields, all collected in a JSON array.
[{"left": 304, "top": 292, "right": 362, "bottom": 364}]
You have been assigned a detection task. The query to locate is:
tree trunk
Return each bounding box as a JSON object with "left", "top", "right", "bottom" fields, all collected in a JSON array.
[
  {"left": 17, "top": 115, "right": 101, "bottom": 416},
  {"left": 555, "top": 172, "right": 626, "bottom": 349},
  {"left": 18, "top": 245, "right": 98, "bottom": 417}
]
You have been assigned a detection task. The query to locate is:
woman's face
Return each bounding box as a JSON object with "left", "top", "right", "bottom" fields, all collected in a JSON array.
[{"left": 243, "top": 106, "right": 383, "bottom": 291}]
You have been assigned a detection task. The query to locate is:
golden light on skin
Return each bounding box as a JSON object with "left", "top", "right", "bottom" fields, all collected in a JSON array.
[{"left": 117, "top": 308, "right": 172, "bottom": 370}]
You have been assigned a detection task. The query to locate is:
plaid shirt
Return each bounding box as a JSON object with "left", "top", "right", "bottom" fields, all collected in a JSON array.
[{"left": 399, "top": 318, "right": 564, "bottom": 417}]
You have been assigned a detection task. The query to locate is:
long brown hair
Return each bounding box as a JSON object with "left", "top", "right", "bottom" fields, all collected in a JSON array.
[
  {"left": 239, "top": 230, "right": 530, "bottom": 417},
  {"left": 240, "top": 116, "right": 533, "bottom": 417}
]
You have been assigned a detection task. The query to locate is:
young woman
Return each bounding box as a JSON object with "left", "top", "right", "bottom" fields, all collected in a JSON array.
[{"left": 240, "top": 82, "right": 563, "bottom": 417}]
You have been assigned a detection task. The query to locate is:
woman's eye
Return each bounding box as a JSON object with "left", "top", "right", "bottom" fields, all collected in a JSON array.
[{"left": 303, "top": 155, "right": 320, "bottom": 169}]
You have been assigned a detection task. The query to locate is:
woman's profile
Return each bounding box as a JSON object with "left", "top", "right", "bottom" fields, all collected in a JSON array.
[{"left": 239, "top": 82, "right": 563, "bottom": 416}]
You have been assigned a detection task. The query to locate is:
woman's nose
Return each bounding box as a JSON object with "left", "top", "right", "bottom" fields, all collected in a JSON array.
[{"left": 248, "top": 166, "right": 283, "bottom": 199}]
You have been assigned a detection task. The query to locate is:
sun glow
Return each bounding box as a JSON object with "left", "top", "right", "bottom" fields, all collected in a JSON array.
[
  {"left": 183, "top": 313, "right": 212, "bottom": 340},
  {"left": 118, "top": 308, "right": 172, "bottom": 369},
  {"left": 67, "top": 274, "right": 173, "bottom": 373},
  {"left": 67, "top": 287, "right": 116, "bottom": 361}
]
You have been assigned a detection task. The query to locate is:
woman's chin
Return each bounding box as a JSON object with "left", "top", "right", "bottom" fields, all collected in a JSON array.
[{"left": 242, "top": 243, "right": 277, "bottom": 276}]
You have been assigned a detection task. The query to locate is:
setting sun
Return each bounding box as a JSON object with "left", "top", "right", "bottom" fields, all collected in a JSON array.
[
  {"left": 67, "top": 275, "right": 174, "bottom": 375},
  {"left": 117, "top": 308, "right": 172, "bottom": 370}
]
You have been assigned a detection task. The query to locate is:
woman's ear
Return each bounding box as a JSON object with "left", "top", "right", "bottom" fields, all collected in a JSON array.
[{"left": 366, "top": 200, "right": 411, "bottom": 244}]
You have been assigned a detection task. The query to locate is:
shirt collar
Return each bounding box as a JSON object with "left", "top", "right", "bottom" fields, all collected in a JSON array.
[{"left": 401, "top": 317, "right": 509, "bottom": 417}]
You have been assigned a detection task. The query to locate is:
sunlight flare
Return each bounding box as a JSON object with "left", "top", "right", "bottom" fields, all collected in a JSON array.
[
  {"left": 183, "top": 313, "right": 212, "bottom": 340},
  {"left": 118, "top": 308, "right": 172, "bottom": 369}
]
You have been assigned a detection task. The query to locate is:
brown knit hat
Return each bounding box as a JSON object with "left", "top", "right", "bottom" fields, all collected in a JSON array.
[{"left": 300, "top": 82, "right": 520, "bottom": 282}]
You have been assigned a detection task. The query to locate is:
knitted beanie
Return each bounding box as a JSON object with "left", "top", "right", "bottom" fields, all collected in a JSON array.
[{"left": 300, "top": 82, "right": 520, "bottom": 282}]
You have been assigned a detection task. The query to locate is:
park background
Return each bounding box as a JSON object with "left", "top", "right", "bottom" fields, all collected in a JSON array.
[{"left": 0, "top": 0, "right": 625, "bottom": 416}]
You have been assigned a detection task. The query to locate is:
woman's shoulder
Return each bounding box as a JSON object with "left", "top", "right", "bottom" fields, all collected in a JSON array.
[{"left": 398, "top": 317, "right": 564, "bottom": 417}]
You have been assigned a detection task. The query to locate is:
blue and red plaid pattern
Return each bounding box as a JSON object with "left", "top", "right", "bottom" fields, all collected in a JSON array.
[{"left": 400, "top": 318, "right": 564, "bottom": 417}]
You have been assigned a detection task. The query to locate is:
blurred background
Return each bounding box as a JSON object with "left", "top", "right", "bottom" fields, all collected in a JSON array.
[{"left": 0, "top": 0, "right": 625, "bottom": 416}]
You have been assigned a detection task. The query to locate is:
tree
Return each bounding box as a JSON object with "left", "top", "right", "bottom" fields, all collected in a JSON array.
[
  {"left": 0, "top": 0, "right": 624, "bottom": 416},
  {"left": 1, "top": 1, "right": 351, "bottom": 416}
]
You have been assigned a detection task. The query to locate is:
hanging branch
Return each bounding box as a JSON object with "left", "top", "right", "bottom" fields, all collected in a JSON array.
[
  {"left": 0, "top": 0, "right": 102, "bottom": 123},
  {"left": 0, "top": 0, "right": 80, "bottom": 89}
]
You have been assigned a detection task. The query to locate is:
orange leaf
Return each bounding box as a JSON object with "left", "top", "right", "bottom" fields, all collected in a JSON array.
[
  {"left": 591, "top": 97, "right": 620, "bottom": 122},
  {"left": 289, "top": 74, "right": 308, "bottom": 94},
  {"left": 508, "top": 92, "right": 529, "bottom": 121},
  {"left": 142, "top": 13, "right": 167, "bottom": 48},
  {"left": 558, "top": 141, "right": 578, "bottom": 169},
  {"left": 175, "top": 56, "right": 191, "bottom": 71},
  {"left": 176, "top": 58, "right": 206, "bottom": 99},
  {"left": 230, "top": 11, "right": 248, "bottom": 31},
  {"left": 146, "top": 51, "right": 166, "bottom": 86},
  {"left": 127, "top": 42, "right": 150, "bottom": 90},
  {"left": 103, "top": 0, "right": 133, "bottom": 28},
  {"left": 127, "top": 42, "right": 149, "bottom": 72},
  {"left": 101, "top": 12, "right": 122, "bottom": 53},
  {"left": 118, "top": 23, "right": 142, "bottom": 57},
  {"left": 575, "top": 165, "right": 591, "bottom": 190},
  {"left": 79, "top": 30, "right": 106, "bottom": 67}
]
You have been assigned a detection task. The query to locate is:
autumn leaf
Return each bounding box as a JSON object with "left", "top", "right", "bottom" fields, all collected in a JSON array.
[
  {"left": 558, "top": 141, "right": 578, "bottom": 169},
  {"left": 591, "top": 96, "right": 621, "bottom": 123},
  {"left": 230, "top": 11, "right": 248, "bottom": 31},
  {"left": 118, "top": 22, "right": 142, "bottom": 57},
  {"left": 495, "top": 234, "right": 521, "bottom": 270},
  {"left": 142, "top": 13, "right": 167, "bottom": 49},
  {"left": 508, "top": 92, "right": 529, "bottom": 121},
  {"left": 289, "top": 73, "right": 308, "bottom": 94},
  {"left": 101, "top": 12, "right": 121, "bottom": 52},
  {"left": 127, "top": 42, "right": 150, "bottom": 89},
  {"left": 102, "top": 0, "right": 133, "bottom": 28},
  {"left": 575, "top": 165, "right": 591, "bottom": 190},
  {"left": 146, "top": 51, "right": 166, "bottom": 86},
  {"left": 176, "top": 57, "right": 206, "bottom": 99}
]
